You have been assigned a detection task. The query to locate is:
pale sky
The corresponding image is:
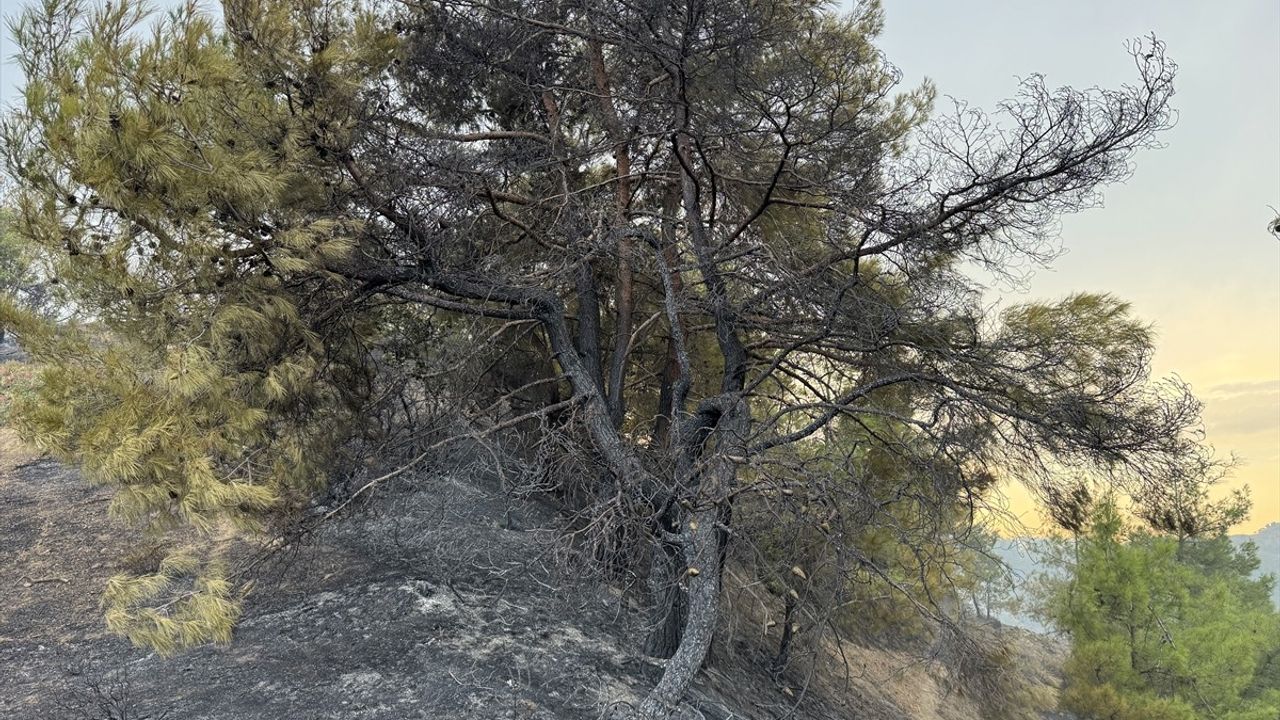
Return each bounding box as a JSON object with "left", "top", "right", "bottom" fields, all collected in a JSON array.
[
  {"left": 874, "top": 0, "right": 1280, "bottom": 533},
  {"left": 3, "top": 2, "right": 1278, "bottom": 532}
]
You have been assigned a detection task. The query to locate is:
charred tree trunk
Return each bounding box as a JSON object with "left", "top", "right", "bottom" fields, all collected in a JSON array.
[
  {"left": 576, "top": 263, "right": 605, "bottom": 393},
  {"left": 650, "top": 184, "right": 684, "bottom": 446},
  {"left": 652, "top": 338, "right": 678, "bottom": 446},
  {"left": 636, "top": 507, "right": 723, "bottom": 718},
  {"left": 588, "top": 38, "right": 636, "bottom": 430},
  {"left": 644, "top": 528, "right": 688, "bottom": 658},
  {"left": 770, "top": 594, "right": 798, "bottom": 679},
  {"left": 635, "top": 399, "right": 746, "bottom": 720},
  {"left": 630, "top": 59, "right": 756, "bottom": 716},
  {"left": 606, "top": 265, "right": 634, "bottom": 428}
]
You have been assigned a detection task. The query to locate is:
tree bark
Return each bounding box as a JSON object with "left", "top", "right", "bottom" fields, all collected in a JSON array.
[
  {"left": 644, "top": 529, "right": 687, "bottom": 658},
  {"left": 629, "top": 62, "right": 756, "bottom": 716},
  {"left": 634, "top": 399, "right": 746, "bottom": 720},
  {"left": 771, "top": 593, "right": 797, "bottom": 678},
  {"left": 635, "top": 507, "right": 722, "bottom": 719},
  {"left": 576, "top": 262, "right": 606, "bottom": 393},
  {"left": 652, "top": 337, "right": 679, "bottom": 446},
  {"left": 588, "top": 39, "right": 636, "bottom": 429},
  {"left": 650, "top": 183, "right": 685, "bottom": 446}
]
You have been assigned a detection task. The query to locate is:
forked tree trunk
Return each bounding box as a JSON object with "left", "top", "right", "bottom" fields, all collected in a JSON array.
[
  {"left": 634, "top": 506, "right": 724, "bottom": 719},
  {"left": 632, "top": 401, "right": 745, "bottom": 720}
]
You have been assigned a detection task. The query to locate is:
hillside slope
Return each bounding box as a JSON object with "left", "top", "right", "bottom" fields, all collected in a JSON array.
[{"left": 1, "top": 432, "right": 1065, "bottom": 719}]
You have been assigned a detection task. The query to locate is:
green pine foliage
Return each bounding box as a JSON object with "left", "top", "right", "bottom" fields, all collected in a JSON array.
[
  {"left": 1044, "top": 499, "right": 1280, "bottom": 720},
  {"left": 0, "top": 0, "right": 396, "bottom": 653},
  {"left": 0, "top": 210, "right": 35, "bottom": 301}
]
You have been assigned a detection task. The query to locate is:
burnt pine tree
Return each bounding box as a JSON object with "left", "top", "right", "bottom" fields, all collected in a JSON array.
[{"left": 1, "top": 1, "right": 1216, "bottom": 717}]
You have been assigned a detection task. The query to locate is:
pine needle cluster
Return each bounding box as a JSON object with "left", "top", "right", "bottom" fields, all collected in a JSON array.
[{"left": 1, "top": 0, "right": 396, "bottom": 652}]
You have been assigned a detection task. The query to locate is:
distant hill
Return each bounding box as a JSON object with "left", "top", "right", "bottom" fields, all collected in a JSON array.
[
  {"left": 992, "top": 523, "right": 1280, "bottom": 634},
  {"left": 991, "top": 538, "right": 1061, "bottom": 634},
  {"left": 1233, "top": 522, "right": 1280, "bottom": 607}
]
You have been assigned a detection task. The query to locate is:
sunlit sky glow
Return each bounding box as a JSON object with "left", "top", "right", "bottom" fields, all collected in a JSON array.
[
  {"left": 2, "top": 1, "right": 1277, "bottom": 533},
  {"left": 873, "top": 0, "right": 1280, "bottom": 533}
]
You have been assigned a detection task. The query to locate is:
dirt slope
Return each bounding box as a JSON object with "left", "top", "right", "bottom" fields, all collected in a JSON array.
[{"left": 0, "top": 433, "right": 1065, "bottom": 719}]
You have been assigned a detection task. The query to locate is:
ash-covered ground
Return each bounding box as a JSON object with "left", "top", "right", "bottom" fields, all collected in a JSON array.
[{"left": 2, "top": 439, "right": 896, "bottom": 720}]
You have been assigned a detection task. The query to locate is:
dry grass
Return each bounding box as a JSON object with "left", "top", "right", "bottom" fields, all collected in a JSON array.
[
  {"left": 718, "top": 566, "right": 1065, "bottom": 720},
  {"left": 0, "top": 428, "right": 38, "bottom": 471},
  {"left": 0, "top": 360, "right": 40, "bottom": 426}
]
